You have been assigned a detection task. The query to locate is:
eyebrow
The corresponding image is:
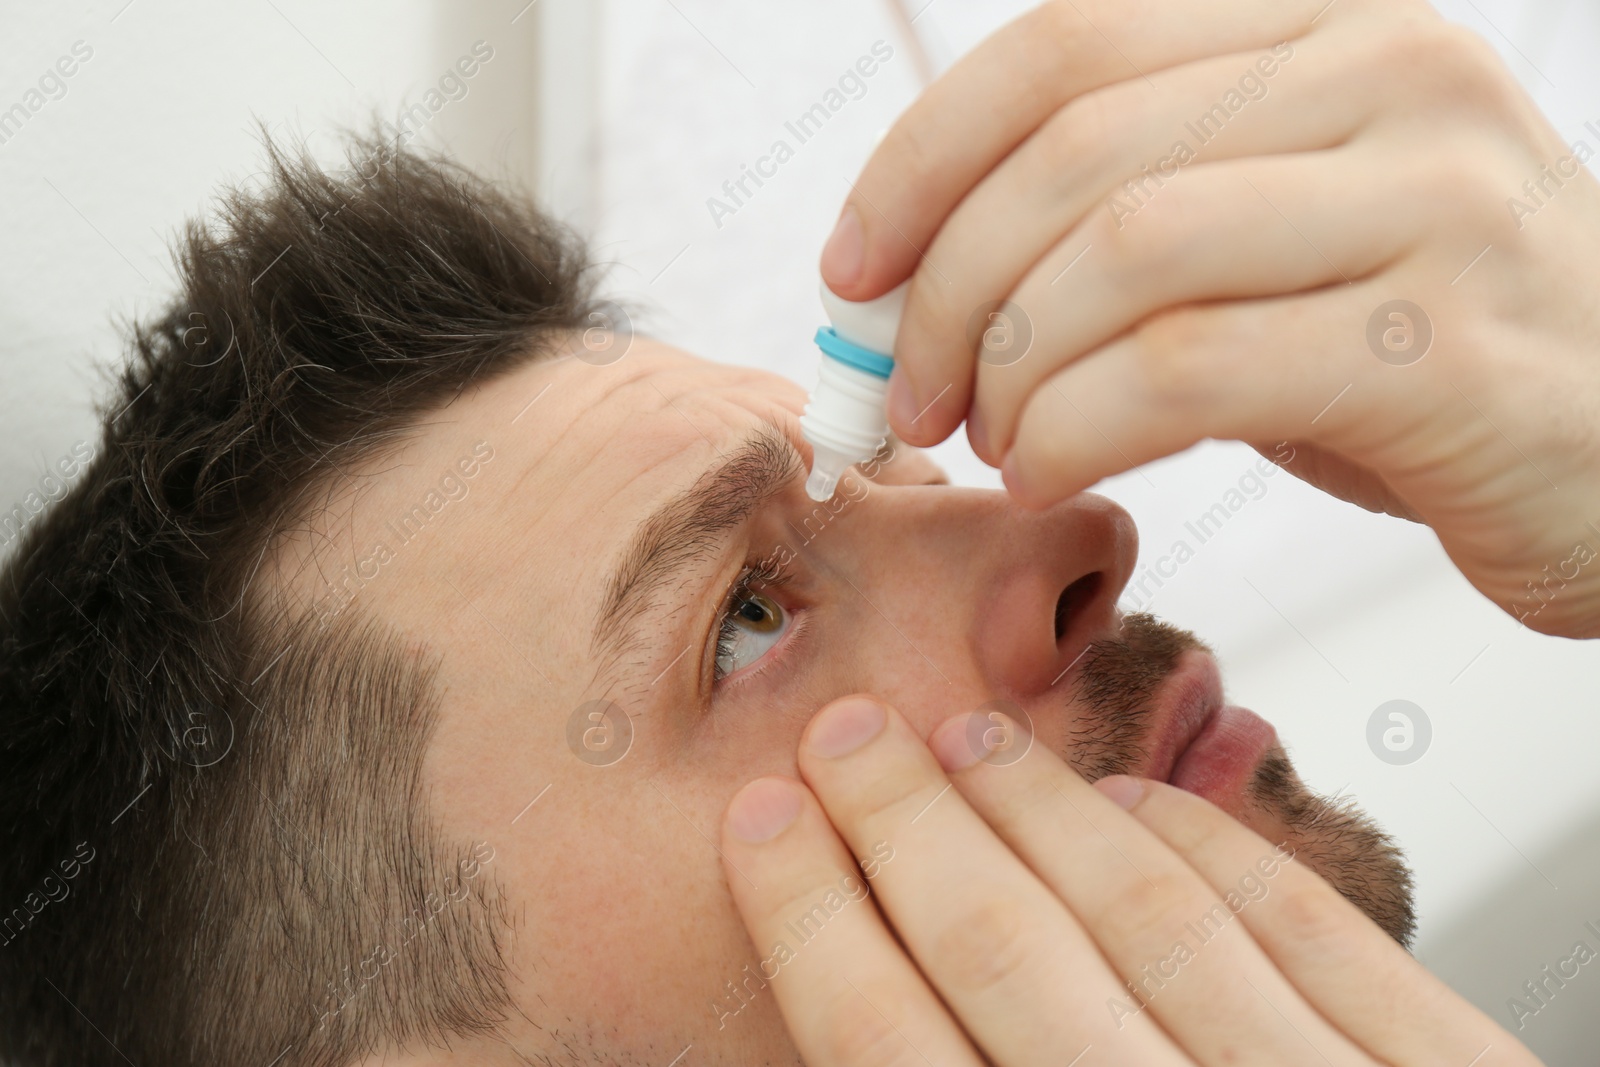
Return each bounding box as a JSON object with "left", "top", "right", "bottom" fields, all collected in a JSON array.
[{"left": 591, "top": 422, "right": 806, "bottom": 665}]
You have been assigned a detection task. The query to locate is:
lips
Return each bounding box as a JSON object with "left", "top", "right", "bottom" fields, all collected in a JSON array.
[{"left": 1139, "top": 649, "right": 1277, "bottom": 811}]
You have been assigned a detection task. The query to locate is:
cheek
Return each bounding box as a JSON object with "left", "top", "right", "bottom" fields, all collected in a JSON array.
[{"left": 496, "top": 778, "right": 791, "bottom": 1051}]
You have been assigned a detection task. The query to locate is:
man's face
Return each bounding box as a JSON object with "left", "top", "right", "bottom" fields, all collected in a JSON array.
[{"left": 275, "top": 338, "right": 1412, "bottom": 1064}]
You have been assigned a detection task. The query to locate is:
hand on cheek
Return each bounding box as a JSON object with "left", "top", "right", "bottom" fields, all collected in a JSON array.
[
  {"left": 720, "top": 763, "right": 983, "bottom": 1065},
  {"left": 720, "top": 696, "right": 1543, "bottom": 1066}
]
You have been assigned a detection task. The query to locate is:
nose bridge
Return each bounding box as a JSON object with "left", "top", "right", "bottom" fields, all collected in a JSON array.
[{"left": 828, "top": 484, "right": 1135, "bottom": 738}]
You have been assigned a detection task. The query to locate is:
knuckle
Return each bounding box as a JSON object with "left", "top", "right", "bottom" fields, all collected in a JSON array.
[
  {"left": 1130, "top": 306, "right": 1223, "bottom": 410},
  {"left": 1423, "top": 22, "right": 1509, "bottom": 88},
  {"left": 1272, "top": 881, "right": 1350, "bottom": 949},
  {"left": 1038, "top": 0, "right": 1128, "bottom": 76},
  {"left": 1088, "top": 194, "right": 1159, "bottom": 269},
  {"left": 931, "top": 896, "right": 1035, "bottom": 994},
  {"left": 1036, "top": 1, "right": 1092, "bottom": 60},
  {"left": 1413, "top": 21, "right": 1524, "bottom": 119},
  {"left": 1427, "top": 148, "right": 1509, "bottom": 228},
  {"left": 1091, "top": 180, "right": 1203, "bottom": 288},
  {"left": 1092, "top": 870, "right": 1196, "bottom": 941},
  {"left": 1035, "top": 90, "right": 1126, "bottom": 189},
  {"left": 764, "top": 874, "right": 865, "bottom": 938},
  {"left": 1385, "top": 0, "right": 1448, "bottom": 19},
  {"left": 819, "top": 985, "right": 925, "bottom": 1067},
  {"left": 991, "top": 768, "right": 1065, "bottom": 828},
  {"left": 851, "top": 773, "right": 948, "bottom": 832},
  {"left": 1361, "top": 17, "right": 1434, "bottom": 83}
]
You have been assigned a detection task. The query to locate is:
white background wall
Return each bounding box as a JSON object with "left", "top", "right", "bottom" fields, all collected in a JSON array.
[{"left": 4, "top": 1, "right": 1599, "bottom": 1059}]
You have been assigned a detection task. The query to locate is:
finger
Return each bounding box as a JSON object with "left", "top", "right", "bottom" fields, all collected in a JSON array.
[
  {"left": 1110, "top": 777, "right": 1546, "bottom": 1066},
  {"left": 720, "top": 775, "right": 983, "bottom": 1067},
  {"left": 894, "top": 13, "right": 1444, "bottom": 449},
  {"left": 825, "top": 0, "right": 1386, "bottom": 299},
  {"left": 797, "top": 695, "right": 1189, "bottom": 1064},
  {"left": 1000, "top": 278, "right": 1441, "bottom": 510},
  {"left": 928, "top": 710, "right": 1376, "bottom": 1066},
  {"left": 963, "top": 146, "right": 1430, "bottom": 463},
  {"left": 1250, "top": 439, "right": 1423, "bottom": 522}
]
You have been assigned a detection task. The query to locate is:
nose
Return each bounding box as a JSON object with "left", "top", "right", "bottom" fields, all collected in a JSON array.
[
  {"left": 839, "top": 485, "right": 1138, "bottom": 735},
  {"left": 964, "top": 492, "right": 1136, "bottom": 692}
]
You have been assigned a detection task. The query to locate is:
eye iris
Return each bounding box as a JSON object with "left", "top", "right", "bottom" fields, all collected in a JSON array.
[
  {"left": 714, "top": 584, "right": 790, "bottom": 683},
  {"left": 736, "top": 592, "right": 781, "bottom": 632}
]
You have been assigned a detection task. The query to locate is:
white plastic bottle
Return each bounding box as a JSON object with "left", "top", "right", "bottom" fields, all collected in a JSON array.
[{"left": 800, "top": 280, "right": 909, "bottom": 502}]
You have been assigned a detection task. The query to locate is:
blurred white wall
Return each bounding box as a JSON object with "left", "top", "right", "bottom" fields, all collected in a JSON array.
[{"left": 3, "top": 1, "right": 1599, "bottom": 1060}]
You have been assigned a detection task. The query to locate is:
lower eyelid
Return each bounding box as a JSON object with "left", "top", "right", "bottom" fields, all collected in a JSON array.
[{"left": 718, "top": 607, "right": 806, "bottom": 691}]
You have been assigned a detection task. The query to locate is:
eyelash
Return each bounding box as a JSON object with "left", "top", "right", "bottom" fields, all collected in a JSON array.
[{"left": 712, "top": 558, "right": 798, "bottom": 686}]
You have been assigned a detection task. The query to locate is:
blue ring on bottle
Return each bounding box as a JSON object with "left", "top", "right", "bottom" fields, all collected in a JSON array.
[{"left": 814, "top": 326, "right": 893, "bottom": 380}]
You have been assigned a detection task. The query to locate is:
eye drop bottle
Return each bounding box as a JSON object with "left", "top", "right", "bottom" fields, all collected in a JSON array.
[{"left": 801, "top": 279, "right": 909, "bottom": 502}]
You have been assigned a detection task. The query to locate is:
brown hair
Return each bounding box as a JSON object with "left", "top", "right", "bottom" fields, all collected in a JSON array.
[{"left": 0, "top": 130, "right": 596, "bottom": 1065}]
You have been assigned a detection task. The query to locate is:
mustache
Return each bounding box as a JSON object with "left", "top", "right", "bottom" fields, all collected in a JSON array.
[
  {"left": 1060, "top": 612, "right": 1211, "bottom": 781},
  {"left": 1055, "top": 616, "right": 1420, "bottom": 949}
]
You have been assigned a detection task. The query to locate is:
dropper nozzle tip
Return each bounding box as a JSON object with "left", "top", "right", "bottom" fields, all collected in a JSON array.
[{"left": 805, "top": 464, "right": 840, "bottom": 503}]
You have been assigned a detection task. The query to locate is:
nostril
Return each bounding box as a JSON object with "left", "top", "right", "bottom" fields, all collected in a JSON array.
[{"left": 1054, "top": 572, "right": 1102, "bottom": 642}]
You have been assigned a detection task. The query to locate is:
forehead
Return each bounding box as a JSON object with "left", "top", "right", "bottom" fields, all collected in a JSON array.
[
  {"left": 262, "top": 338, "right": 811, "bottom": 658},
  {"left": 490, "top": 339, "right": 812, "bottom": 594},
  {"left": 525, "top": 339, "right": 812, "bottom": 521}
]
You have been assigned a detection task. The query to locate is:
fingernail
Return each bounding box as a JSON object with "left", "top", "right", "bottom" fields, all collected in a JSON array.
[
  {"left": 931, "top": 712, "right": 986, "bottom": 772},
  {"left": 887, "top": 369, "right": 919, "bottom": 436},
  {"left": 728, "top": 777, "right": 803, "bottom": 842},
  {"left": 1094, "top": 775, "right": 1145, "bottom": 810},
  {"left": 808, "top": 696, "right": 886, "bottom": 759},
  {"left": 821, "top": 205, "right": 864, "bottom": 289}
]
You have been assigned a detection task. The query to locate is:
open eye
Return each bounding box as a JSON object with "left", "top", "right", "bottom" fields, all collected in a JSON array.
[{"left": 714, "top": 588, "right": 789, "bottom": 681}]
